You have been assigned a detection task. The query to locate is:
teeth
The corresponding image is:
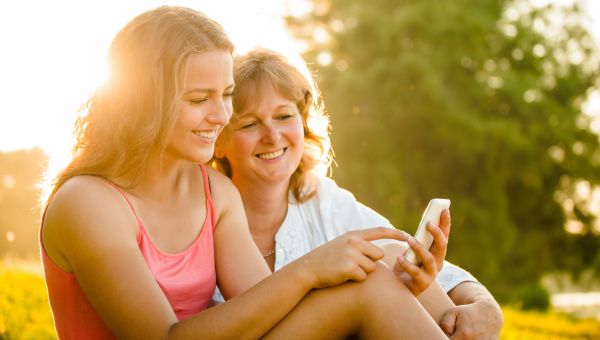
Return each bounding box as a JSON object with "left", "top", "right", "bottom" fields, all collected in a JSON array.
[
  {"left": 257, "top": 149, "right": 284, "bottom": 160},
  {"left": 193, "top": 130, "right": 217, "bottom": 139}
]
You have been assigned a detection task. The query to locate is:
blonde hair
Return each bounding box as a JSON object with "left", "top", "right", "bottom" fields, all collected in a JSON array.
[
  {"left": 211, "top": 48, "right": 333, "bottom": 202},
  {"left": 45, "top": 6, "right": 233, "bottom": 207}
]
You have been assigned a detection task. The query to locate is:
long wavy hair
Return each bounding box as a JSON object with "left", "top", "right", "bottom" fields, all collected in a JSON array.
[
  {"left": 45, "top": 6, "right": 233, "bottom": 207},
  {"left": 211, "top": 48, "right": 333, "bottom": 202}
]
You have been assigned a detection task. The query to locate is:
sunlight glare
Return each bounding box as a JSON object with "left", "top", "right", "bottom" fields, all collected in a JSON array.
[{"left": 0, "top": 0, "right": 303, "bottom": 169}]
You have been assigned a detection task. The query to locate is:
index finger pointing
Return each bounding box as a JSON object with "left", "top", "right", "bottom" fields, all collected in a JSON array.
[{"left": 354, "top": 227, "right": 410, "bottom": 242}]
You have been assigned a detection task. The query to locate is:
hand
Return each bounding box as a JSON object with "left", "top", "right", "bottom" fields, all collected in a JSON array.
[
  {"left": 440, "top": 300, "right": 504, "bottom": 339},
  {"left": 392, "top": 209, "right": 451, "bottom": 295},
  {"left": 301, "top": 227, "right": 410, "bottom": 289}
]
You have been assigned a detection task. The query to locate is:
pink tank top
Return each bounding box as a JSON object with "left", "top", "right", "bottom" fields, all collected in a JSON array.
[{"left": 41, "top": 165, "right": 217, "bottom": 339}]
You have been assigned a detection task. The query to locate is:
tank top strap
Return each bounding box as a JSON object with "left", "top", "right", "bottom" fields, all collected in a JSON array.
[
  {"left": 105, "top": 180, "right": 144, "bottom": 227},
  {"left": 199, "top": 165, "right": 216, "bottom": 231}
]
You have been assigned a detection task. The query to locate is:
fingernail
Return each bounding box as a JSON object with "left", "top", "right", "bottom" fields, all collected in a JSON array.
[{"left": 408, "top": 237, "right": 415, "bottom": 245}]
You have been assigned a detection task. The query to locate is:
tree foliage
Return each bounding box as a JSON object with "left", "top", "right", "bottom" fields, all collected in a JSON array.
[{"left": 288, "top": 0, "right": 600, "bottom": 300}]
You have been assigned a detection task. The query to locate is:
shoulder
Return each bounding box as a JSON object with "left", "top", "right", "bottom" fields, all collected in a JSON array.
[
  {"left": 43, "top": 176, "right": 138, "bottom": 269},
  {"left": 204, "top": 166, "right": 240, "bottom": 198},
  {"left": 204, "top": 167, "right": 243, "bottom": 216},
  {"left": 48, "top": 175, "right": 133, "bottom": 223},
  {"left": 311, "top": 173, "right": 358, "bottom": 206},
  {"left": 294, "top": 174, "right": 359, "bottom": 221}
]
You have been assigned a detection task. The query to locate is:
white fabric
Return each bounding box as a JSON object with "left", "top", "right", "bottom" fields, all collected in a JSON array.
[{"left": 215, "top": 175, "right": 477, "bottom": 303}]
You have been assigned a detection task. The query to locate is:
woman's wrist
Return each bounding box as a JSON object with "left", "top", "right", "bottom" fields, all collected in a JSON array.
[{"left": 285, "top": 255, "right": 319, "bottom": 291}]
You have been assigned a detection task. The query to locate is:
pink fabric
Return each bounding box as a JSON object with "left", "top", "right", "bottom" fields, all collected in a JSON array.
[{"left": 41, "top": 165, "right": 217, "bottom": 339}]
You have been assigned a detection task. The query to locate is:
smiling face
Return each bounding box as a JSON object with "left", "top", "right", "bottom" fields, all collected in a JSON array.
[
  {"left": 165, "top": 50, "right": 234, "bottom": 164},
  {"left": 219, "top": 85, "right": 304, "bottom": 187}
]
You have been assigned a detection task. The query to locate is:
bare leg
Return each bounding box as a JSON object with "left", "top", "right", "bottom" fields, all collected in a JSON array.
[{"left": 263, "top": 263, "right": 447, "bottom": 339}]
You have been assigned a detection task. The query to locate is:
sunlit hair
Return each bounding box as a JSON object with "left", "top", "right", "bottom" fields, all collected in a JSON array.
[
  {"left": 44, "top": 6, "right": 233, "bottom": 207},
  {"left": 211, "top": 48, "right": 333, "bottom": 202}
]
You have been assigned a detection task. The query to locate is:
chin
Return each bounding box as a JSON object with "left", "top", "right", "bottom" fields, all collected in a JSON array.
[
  {"left": 262, "top": 170, "right": 294, "bottom": 184},
  {"left": 188, "top": 150, "right": 215, "bottom": 164}
]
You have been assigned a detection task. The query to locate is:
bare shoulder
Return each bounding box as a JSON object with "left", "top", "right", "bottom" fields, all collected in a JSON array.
[
  {"left": 205, "top": 167, "right": 241, "bottom": 204},
  {"left": 42, "top": 175, "right": 138, "bottom": 271},
  {"left": 46, "top": 175, "right": 135, "bottom": 227},
  {"left": 204, "top": 167, "right": 244, "bottom": 224}
]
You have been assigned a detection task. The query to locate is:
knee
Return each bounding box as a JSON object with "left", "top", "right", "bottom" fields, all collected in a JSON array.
[{"left": 356, "top": 262, "right": 413, "bottom": 306}]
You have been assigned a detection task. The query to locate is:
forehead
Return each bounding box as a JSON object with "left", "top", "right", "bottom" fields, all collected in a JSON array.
[
  {"left": 237, "top": 84, "right": 297, "bottom": 116},
  {"left": 183, "top": 50, "right": 233, "bottom": 90}
]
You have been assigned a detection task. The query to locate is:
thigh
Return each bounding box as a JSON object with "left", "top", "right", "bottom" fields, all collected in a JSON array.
[{"left": 262, "top": 281, "right": 361, "bottom": 339}]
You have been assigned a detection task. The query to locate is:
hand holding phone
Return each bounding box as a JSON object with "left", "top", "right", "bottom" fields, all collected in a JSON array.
[{"left": 404, "top": 198, "right": 451, "bottom": 265}]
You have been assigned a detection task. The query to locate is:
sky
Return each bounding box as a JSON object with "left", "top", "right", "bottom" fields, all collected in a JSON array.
[
  {"left": 0, "top": 0, "right": 599, "bottom": 165},
  {"left": 0, "top": 0, "right": 308, "bottom": 164}
]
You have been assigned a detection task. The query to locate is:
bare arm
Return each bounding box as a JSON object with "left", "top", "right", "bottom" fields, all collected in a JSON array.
[
  {"left": 43, "top": 175, "right": 319, "bottom": 339},
  {"left": 44, "top": 173, "right": 414, "bottom": 339},
  {"left": 441, "top": 281, "right": 504, "bottom": 339}
]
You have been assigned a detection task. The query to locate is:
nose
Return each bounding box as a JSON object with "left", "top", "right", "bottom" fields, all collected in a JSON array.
[
  {"left": 208, "top": 98, "right": 231, "bottom": 126},
  {"left": 261, "top": 122, "right": 280, "bottom": 144}
]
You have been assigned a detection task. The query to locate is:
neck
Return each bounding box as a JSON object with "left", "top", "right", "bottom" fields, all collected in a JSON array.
[
  {"left": 122, "top": 151, "right": 194, "bottom": 204},
  {"left": 233, "top": 176, "right": 289, "bottom": 235}
]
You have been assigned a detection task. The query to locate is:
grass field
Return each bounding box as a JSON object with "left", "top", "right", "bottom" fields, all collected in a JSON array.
[{"left": 1, "top": 262, "right": 599, "bottom": 339}]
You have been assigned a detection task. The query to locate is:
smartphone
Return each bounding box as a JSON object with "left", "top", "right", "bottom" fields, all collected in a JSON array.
[{"left": 404, "top": 198, "right": 451, "bottom": 266}]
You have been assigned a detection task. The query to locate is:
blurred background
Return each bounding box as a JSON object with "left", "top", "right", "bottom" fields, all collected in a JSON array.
[{"left": 1, "top": 0, "right": 600, "bottom": 338}]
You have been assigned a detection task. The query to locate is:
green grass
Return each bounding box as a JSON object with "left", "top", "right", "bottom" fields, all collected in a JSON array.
[{"left": 1, "top": 262, "right": 599, "bottom": 339}]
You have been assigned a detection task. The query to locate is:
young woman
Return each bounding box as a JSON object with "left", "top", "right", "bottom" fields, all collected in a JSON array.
[
  {"left": 212, "top": 48, "right": 504, "bottom": 338},
  {"left": 40, "top": 6, "right": 450, "bottom": 339}
]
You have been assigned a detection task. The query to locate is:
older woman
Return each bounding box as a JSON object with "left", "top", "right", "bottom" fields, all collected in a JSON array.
[{"left": 213, "top": 48, "right": 503, "bottom": 338}]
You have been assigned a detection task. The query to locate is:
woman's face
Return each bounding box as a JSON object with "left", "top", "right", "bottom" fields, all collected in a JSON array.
[
  {"left": 219, "top": 86, "right": 304, "bottom": 187},
  {"left": 166, "top": 50, "right": 234, "bottom": 164}
]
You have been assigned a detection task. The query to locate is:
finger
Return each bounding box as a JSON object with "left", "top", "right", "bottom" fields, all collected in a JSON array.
[
  {"left": 357, "top": 253, "right": 378, "bottom": 273},
  {"left": 440, "top": 309, "right": 458, "bottom": 335},
  {"left": 353, "top": 226, "right": 410, "bottom": 242},
  {"left": 439, "top": 209, "right": 451, "bottom": 240},
  {"left": 416, "top": 239, "right": 438, "bottom": 277},
  {"left": 348, "top": 267, "right": 368, "bottom": 282},
  {"left": 396, "top": 255, "right": 431, "bottom": 290},
  {"left": 408, "top": 235, "right": 436, "bottom": 270},
  {"left": 359, "top": 240, "right": 386, "bottom": 262},
  {"left": 427, "top": 222, "right": 448, "bottom": 269}
]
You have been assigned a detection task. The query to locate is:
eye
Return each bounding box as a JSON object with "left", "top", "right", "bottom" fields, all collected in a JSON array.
[
  {"left": 223, "top": 91, "right": 234, "bottom": 98},
  {"left": 277, "top": 113, "right": 295, "bottom": 121},
  {"left": 189, "top": 98, "right": 208, "bottom": 105},
  {"left": 235, "top": 120, "right": 257, "bottom": 130}
]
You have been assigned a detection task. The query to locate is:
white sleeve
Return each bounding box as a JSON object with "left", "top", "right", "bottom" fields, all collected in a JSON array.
[{"left": 317, "top": 175, "right": 479, "bottom": 292}]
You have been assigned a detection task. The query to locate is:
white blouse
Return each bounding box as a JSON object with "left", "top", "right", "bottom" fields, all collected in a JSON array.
[
  {"left": 272, "top": 175, "right": 477, "bottom": 291},
  {"left": 214, "top": 175, "right": 477, "bottom": 302}
]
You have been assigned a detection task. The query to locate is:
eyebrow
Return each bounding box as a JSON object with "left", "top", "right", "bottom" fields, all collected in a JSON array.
[
  {"left": 183, "top": 84, "right": 235, "bottom": 95},
  {"left": 238, "top": 104, "right": 297, "bottom": 119}
]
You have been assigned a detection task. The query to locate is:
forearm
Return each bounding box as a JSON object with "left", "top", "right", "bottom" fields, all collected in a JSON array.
[
  {"left": 448, "top": 281, "right": 499, "bottom": 306},
  {"left": 171, "top": 260, "right": 314, "bottom": 339},
  {"left": 417, "top": 280, "right": 456, "bottom": 324},
  {"left": 448, "top": 281, "right": 504, "bottom": 328}
]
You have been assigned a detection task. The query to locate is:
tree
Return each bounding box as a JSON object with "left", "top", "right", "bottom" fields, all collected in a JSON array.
[{"left": 288, "top": 0, "right": 600, "bottom": 301}]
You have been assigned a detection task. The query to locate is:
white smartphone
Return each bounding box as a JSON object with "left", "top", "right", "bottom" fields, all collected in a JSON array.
[{"left": 404, "top": 198, "right": 451, "bottom": 265}]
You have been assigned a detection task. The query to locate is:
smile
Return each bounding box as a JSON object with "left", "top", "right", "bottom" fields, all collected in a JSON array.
[
  {"left": 192, "top": 130, "right": 218, "bottom": 140},
  {"left": 256, "top": 148, "right": 286, "bottom": 160}
]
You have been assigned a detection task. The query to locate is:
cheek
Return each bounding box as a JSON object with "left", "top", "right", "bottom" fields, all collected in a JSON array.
[
  {"left": 289, "top": 121, "right": 305, "bottom": 144},
  {"left": 229, "top": 133, "right": 256, "bottom": 158}
]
